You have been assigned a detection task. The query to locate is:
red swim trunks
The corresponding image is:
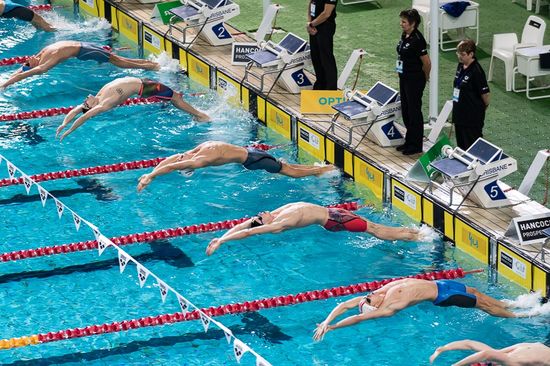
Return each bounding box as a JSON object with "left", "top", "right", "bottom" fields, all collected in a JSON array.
[{"left": 323, "top": 208, "right": 367, "bottom": 232}]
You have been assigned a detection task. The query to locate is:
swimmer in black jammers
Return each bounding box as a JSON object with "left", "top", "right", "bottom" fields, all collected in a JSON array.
[
  {"left": 56, "top": 77, "right": 210, "bottom": 140},
  {"left": 313, "top": 278, "right": 532, "bottom": 342},
  {"left": 136, "top": 141, "right": 336, "bottom": 192},
  {"left": 1, "top": 41, "right": 160, "bottom": 89}
]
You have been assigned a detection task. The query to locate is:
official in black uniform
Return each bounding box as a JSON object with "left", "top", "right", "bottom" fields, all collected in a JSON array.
[
  {"left": 396, "top": 9, "right": 431, "bottom": 155},
  {"left": 452, "top": 39, "right": 490, "bottom": 150},
  {"left": 307, "top": 0, "right": 338, "bottom": 90}
]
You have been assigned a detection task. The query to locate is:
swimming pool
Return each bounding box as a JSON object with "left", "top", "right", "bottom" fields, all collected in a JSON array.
[{"left": 0, "top": 6, "right": 548, "bottom": 366}]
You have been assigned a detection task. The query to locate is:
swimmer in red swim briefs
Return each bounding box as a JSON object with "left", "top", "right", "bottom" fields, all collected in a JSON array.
[{"left": 206, "top": 202, "right": 423, "bottom": 255}]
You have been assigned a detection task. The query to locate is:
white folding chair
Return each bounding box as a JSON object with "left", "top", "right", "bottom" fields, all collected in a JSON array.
[{"left": 488, "top": 15, "right": 546, "bottom": 91}]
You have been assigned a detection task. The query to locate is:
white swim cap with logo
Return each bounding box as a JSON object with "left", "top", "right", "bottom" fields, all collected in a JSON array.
[{"left": 358, "top": 297, "right": 377, "bottom": 313}]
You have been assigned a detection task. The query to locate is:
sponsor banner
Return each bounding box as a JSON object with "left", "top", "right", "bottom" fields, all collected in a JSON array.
[
  {"left": 231, "top": 42, "right": 259, "bottom": 66},
  {"left": 300, "top": 90, "right": 346, "bottom": 114}
]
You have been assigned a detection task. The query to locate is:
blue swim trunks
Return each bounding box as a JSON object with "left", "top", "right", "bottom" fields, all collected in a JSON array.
[
  {"left": 76, "top": 42, "right": 111, "bottom": 63},
  {"left": 433, "top": 280, "right": 477, "bottom": 308},
  {"left": 242, "top": 148, "right": 282, "bottom": 173},
  {"left": 1, "top": 0, "right": 33, "bottom": 21}
]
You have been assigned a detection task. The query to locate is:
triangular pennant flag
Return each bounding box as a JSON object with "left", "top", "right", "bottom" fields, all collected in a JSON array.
[
  {"left": 72, "top": 212, "right": 81, "bottom": 231},
  {"left": 22, "top": 175, "right": 33, "bottom": 194},
  {"left": 7, "top": 162, "right": 16, "bottom": 179},
  {"left": 137, "top": 265, "right": 149, "bottom": 288},
  {"left": 91, "top": 226, "right": 101, "bottom": 241},
  {"left": 157, "top": 279, "right": 168, "bottom": 303},
  {"left": 54, "top": 199, "right": 64, "bottom": 218},
  {"left": 177, "top": 294, "right": 189, "bottom": 313},
  {"left": 199, "top": 312, "right": 210, "bottom": 333},
  {"left": 38, "top": 186, "right": 48, "bottom": 207},
  {"left": 256, "top": 357, "right": 272, "bottom": 366},
  {"left": 118, "top": 251, "right": 129, "bottom": 273},
  {"left": 224, "top": 329, "right": 233, "bottom": 344},
  {"left": 233, "top": 339, "right": 249, "bottom": 363},
  {"left": 97, "top": 235, "right": 110, "bottom": 256}
]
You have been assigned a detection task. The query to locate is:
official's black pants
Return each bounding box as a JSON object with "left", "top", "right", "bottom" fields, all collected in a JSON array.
[
  {"left": 399, "top": 72, "right": 426, "bottom": 150},
  {"left": 455, "top": 124, "right": 483, "bottom": 150},
  {"left": 309, "top": 22, "right": 337, "bottom": 90}
]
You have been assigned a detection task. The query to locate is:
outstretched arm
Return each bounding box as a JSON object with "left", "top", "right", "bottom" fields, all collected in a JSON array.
[
  {"left": 313, "top": 299, "right": 394, "bottom": 341},
  {"left": 1, "top": 64, "right": 50, "bottom": 89},
  {"left": 58, "top": 104, "right": 110, "bottom": 141},
  {"left": 430, "top": 340, "right": 495, "bottom": 364},
  {"left": 452, "top": 349, "right": 510, "bottom": 366},
  {"left": 57, "top": 105, "right": 84, "bottom": 138},
  {"left": 206, "top": 220, "right": 289, "bottom": 255}
]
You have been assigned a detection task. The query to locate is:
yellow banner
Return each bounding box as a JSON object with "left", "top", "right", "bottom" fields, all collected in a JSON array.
[{"left": 300, "top": 90, "right": 345, "bottom": 114}]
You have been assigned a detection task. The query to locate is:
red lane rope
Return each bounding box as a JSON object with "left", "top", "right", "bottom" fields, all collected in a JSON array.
[
  {"left": 0, "top": 97, "right": 165, "bottom": 122},
  {"left": 0, "top": 202, "right": 359, "bottom": 263},
  {"left": 28, "top": 4, "right": 52, "bottom": 11},
  {"left": 0, "top": 56, "right": 31, "bottom": 67},
  {"left": 0, "top": 268, "right": 476, "bottom": 349},
  {"left": 0, "top": 143, "right": 274, "bottom": 188}
]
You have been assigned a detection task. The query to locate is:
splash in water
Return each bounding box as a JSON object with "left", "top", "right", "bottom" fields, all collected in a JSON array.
[
  {"left": 503, "top": 291, "right": 550, "bottom": 317},
  {"left": 149, "top": 52, "right": 180, "bottom": 73},
  {"left": 416, "top": 224, "right": 440, "bottom": 242}
]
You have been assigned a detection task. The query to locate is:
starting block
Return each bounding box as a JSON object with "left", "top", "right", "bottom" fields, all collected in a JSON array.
[
  {"left": 429, "top": 138, "right": 517, "bottom": 208},
  {"left": 244, "top": 32, "right": 312, "bottom": 94},
  {"left": 168, "top": 0, "right": 240, "bottom": 47},
  {"left": 329, "top": 81, "right": 404, "bottom": 146}
]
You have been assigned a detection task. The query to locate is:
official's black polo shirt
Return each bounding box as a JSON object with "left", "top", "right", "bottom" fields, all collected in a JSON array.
[
  {"left": 396, "top": 29, "right": 428, "bottom": 76},
  {"left": 452, "top": 59, "right": 490, "bottom": 126},
  {"left": 310, "top": 0, "right": 337, "bottom": 24}
]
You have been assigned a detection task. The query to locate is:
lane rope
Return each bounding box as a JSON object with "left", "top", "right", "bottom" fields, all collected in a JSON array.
[
  {"left": 0, "top": 202, "right": 358, "bottom": 263},
  {"left": 0, "top": 143, "right": 277, "bottom": 188},
  {"left": 0, "top": 154, "right": 273, "bottom": 365},
  {"left": 0, "top": 268, "right": 479, "bottom": 350},
  {"left": 28, "top": 4, "right": 52, "bottom": 11},
  {"left": 0, "top": 94, "right": 205, "bottom": 122}
]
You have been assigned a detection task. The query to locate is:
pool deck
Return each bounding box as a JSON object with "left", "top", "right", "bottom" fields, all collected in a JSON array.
[{"left": 79, "top": 0, "right": 550, "bottom": 296}]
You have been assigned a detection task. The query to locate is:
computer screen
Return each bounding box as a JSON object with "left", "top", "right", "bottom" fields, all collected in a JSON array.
[
  {"left": 278, "top": 33, "right": 306, "bottom": 55},
  {"left": 203, "top": 0, "right": 225, "bottom": 9},
  {"left": 467, "top": 138, "right": 502, "bottom": 163},
  {"left": 366, "top": 82, "right": 398, "bottom": 106}
]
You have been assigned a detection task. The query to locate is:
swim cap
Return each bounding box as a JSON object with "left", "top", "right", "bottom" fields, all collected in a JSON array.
[
  {"left": 21, "top": 64, "right": 31, "bottom": 72},
  {"left": 179, "top": 169, "right": 194, "bottom": 177},
  {"left": 358, "top": 297, "right": 377, "bottom": 314}
]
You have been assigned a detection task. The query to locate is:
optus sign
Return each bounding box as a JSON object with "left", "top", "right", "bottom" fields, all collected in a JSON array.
[{"left": 300, "top": 90, "right": 346, "bottom": 114}]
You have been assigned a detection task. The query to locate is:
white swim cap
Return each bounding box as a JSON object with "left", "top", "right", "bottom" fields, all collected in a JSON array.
[
  {"left": 179, "top": 169, "right": 194, "bottom": 177},
  {"left": 358, "top": 297, "right": 377, "bottom": 314}
]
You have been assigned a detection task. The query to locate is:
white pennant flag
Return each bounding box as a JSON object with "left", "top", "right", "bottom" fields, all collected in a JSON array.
[
  {"left": 137, "top": 265, "right": 149, "bottom": 288},
  {"left": 72, "top": 212, "right": 81, "bottom": 231},
  {"left": 224, "top": 329, "right": 233, "bottom": 344},
  {"left": 97, "top": 235, "right": 110, "bottom": 256},
  {"left": 91, "top": 226, "right": 101, "bottom": 241},
  {"left": 157, "top": 279, "right": 168, "bottom": 303},
  {"left": 199, "top": 312, "right": 210, "bottom": 333},
  {"left": 177, "top": 294, "right": 189, "bottom": 313},
  {"left": 233, "top": 339, "right": 249, "bottom": 363},
  {"left": 54, "top": 199, "right": 64, "bottom": 218},
  {"left": 6, "top": 162, "right": 16, "bottom": 179},
  {"left": 118, "top": 251, "right": 129, "bottom": 273},
  {"left": 38, "top": 186, "right": 48, "bottom": 207},
  {"left": 256, "top": 357, "right": 272, "bottom": 366},
  {"left": 22, "top": 175, "right": 33, "bottom": 194}
]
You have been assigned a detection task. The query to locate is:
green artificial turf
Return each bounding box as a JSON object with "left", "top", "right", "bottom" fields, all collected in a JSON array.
[{"left": 231, "top": 0, "right": 550, "bottom": 207}]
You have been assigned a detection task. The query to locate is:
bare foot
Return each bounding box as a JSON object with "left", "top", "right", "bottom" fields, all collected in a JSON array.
[
  {"left": 315, "top": 164, "right": 337, "bottom": 176},
  {"left": 195, "top": 112, "right": 211, "bottom": 122}
]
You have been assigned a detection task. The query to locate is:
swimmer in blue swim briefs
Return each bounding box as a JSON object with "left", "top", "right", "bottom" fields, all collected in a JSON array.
[
  {"left": 56, "top": 77, "right": 210, "bottom": 141},
  {"left": 313, "top": 278, "right": 526, "bottom": 341},
  {"left": 0, "top": 0, "right": 54, "bottom": 31},
  {"left": 1, "top": 41, "right": 160, "bottom": 89},
  {"left": 136, "top": 141, "right": 336, "bottom": 192}
]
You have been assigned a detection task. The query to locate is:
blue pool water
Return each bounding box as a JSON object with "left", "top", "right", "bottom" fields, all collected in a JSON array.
[{"left": 0, "top": 7, "right": 548, "bottom": 366}]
